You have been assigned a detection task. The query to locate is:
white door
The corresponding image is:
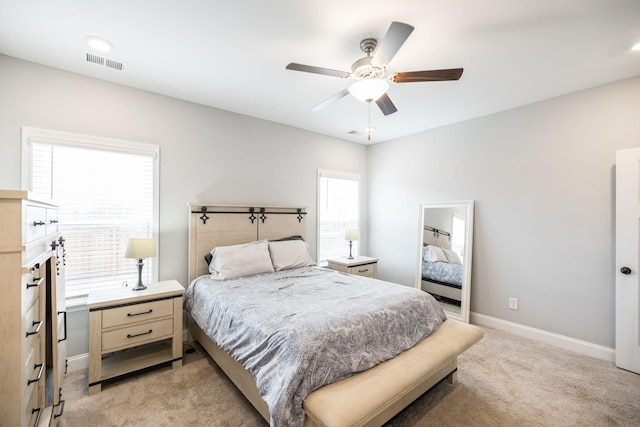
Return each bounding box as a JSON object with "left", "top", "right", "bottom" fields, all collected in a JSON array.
[{"left": 615, "top": 147, "right": 640, "bottom": 374}]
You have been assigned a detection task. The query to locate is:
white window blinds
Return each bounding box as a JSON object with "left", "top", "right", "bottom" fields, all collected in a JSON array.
[
  {"left": 317, "top": 170, "right": 360, "bottom": 264},
  {"left": 27, "top": 132, "right": 158, "bottom": 301}
]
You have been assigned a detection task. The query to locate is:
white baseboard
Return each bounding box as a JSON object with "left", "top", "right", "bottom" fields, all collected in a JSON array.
[
  {"left": 67, "top": 353, "right": 89, "bottom": 372},
  {"left": 470, "top": 312, "right": 615, "bottom": 362}
]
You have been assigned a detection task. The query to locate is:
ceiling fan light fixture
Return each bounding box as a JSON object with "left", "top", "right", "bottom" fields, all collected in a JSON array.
[
  {"left": 85, "top": 35, "right": 113, "bottom": 53},
  {"left": 349, "top": 79, "right": 389, "bottom": 103}
]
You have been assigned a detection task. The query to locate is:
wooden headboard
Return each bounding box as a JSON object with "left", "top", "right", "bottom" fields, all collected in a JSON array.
[
  {"left": 187, "top": 204, "right": 307, "bottom": 283},
  {"left": 423, "top": 226, "right": 452, "bottom": 249}
]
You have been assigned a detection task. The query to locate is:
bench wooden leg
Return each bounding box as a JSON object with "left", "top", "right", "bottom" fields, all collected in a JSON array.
[{"left": 447, "top": 368, "right": 458, "bottom": 385}]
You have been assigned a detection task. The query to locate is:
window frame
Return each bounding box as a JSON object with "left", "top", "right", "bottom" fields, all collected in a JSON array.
[
  {"left": 21, "top": 126, "right": 160, "bottom": 306},
  {"left": 316, "top": 168, "right": 362, "bottom": 266}
]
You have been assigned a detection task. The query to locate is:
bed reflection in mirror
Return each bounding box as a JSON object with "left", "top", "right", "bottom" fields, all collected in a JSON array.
[{"left": 416, "top": 201, "right": 474, "bottom": 323}]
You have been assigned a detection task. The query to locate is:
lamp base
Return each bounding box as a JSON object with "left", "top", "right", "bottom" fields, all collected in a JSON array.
[
  {"left": 132, "top": 258, "right": 147, "bottom": 291},
  {"left": 347, "top": 240, "right": 354, "bottom": 259}
]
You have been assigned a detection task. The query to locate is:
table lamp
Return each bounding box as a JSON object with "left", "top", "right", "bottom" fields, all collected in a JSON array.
[
  {"left": 125, "top": 237, "right": 156, "bottom": 290},
  {"left": 344, "top": 228, "right": 359, "bottom": 259}
]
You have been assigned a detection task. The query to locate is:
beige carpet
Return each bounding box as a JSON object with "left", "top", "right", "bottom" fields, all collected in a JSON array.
[{"left": 59, "top": 327, "right": 640, "bottom": 426}]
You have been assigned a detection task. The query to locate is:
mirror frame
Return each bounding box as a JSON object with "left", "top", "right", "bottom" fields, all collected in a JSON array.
[{"left": 415, "top": 200, "right": 474, "bottom": 323}]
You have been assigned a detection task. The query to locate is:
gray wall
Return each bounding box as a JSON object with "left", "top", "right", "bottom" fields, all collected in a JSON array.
[
  {"left": 3, "top": 52, "right": 639, "bottom": 355},
  {"left": 368, "top": 75, "right": 640, "bottom": 348},
  {"left": 0, "top": 54, "right": 368, "bottom": 356}
]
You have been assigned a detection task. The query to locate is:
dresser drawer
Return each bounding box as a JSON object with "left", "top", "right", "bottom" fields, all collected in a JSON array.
[
  {"left": 22, "top": 271, "right": 42, "bottom": 311},
  {"left": 25, "top": 205, "right": 47, "bottom": 243},
  {"left": 102, "top": 299, "right": 174, "bottom": 329},
  {"left": 24, "top": 344, "right": 43, "bottom": 420},
  {"left": 348, "top": 264, "right": 377, "bottom": 278},
  {"left": 24, "top": 342, "right": 42, "bottom": 389},
  {"left": 24, "top": 298, "right": 42, "bottom": 351},
  {"left": 46, "top": 208, "right": 58, "bottom": 235},
  {"left": 25, "top": 381, "right": 41, "bottom": 427},
  {"left": 102, "top": 318, "right": 174, "bottom": 352}
]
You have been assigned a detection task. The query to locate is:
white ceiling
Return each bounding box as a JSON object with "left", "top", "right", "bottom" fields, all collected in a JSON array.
[{"left": 1, "top": 0, "right": 639, "bottom": 144}]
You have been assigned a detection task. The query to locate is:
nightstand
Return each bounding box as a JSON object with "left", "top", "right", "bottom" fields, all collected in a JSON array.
[
  {"left": 327, "top": 256, "right": 378, "bottom": 278},
  {"left": 87, "top": 280, "right": 185, "bottom": 394}
]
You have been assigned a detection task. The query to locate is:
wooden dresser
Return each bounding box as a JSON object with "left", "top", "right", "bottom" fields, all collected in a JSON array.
[{"left": 0, "top": 190, "right": 67, "bottom": 427}]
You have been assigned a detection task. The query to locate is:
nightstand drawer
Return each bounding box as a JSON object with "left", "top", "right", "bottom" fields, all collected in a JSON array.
[
  {"left": 348, "top": 264, "right": 377, "bottom": 278},
  {"left": 102, "top": 299, "right": 174, "bottom": 329},
  {"left": 102, "top": 318, "right": 174, "bottom": 352},
  {"left": 327, "top": 256, "right": 378, "bottom": 279}
]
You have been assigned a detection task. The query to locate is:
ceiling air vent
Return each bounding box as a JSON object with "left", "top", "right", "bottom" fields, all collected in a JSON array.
[
  {"left": 347, "top": 130, "right": 360, "bottom": 135},
  {"left": 85, "top": 52, "right": 104, "bottom": 66},
  {"left": 85, "top": 52, "right": 124, "bottom": 71}
]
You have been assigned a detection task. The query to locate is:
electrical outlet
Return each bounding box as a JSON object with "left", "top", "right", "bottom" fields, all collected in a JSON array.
[{"left": 509, "top": 297, "right": 519, "bottom": 310}]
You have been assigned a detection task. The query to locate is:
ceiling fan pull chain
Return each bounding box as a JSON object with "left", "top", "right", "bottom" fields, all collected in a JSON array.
[{"left": 368, "top": 101, "right": 372, "bottom": 141}]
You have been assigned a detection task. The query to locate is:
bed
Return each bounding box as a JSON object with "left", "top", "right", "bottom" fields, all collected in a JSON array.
[{"left": 185, "top": 204, "right": 483, "bottom": 426}]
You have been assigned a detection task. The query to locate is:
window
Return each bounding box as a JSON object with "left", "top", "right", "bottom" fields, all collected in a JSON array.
[
  {"left": 317, "top": 169, "right": 360, "bottom": 265},
  {"left": 22, "top": 127, "right": 159, "bottom": 304},
  {"left": 451, "top": 213, "right": 466, "bottom": 262}
]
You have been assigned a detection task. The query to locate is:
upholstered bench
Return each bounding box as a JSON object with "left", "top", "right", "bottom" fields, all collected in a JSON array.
[{"left": 303, "top": 320, "right": 484, "bottom": 427}]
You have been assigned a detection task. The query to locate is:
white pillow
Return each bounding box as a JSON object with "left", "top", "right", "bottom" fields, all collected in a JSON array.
[
  {"left": 423, "top": 245, "right": 449, "bottom": 263},
  {"left": 442, "top": 247, "right": 462, "bottom": 264},
  {"left": 268, "top": 239, "right": 315, "bottom": 271},
  {"left": 209, "top": 240, "right": 274, "bottom": 280}
]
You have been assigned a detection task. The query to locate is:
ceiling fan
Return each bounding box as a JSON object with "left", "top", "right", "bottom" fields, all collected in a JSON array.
[{"left": 286, "top": 22, "right": 463, "bottom": 116}]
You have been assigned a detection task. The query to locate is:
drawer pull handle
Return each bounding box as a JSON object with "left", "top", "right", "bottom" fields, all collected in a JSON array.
[
  {"left": 127, "top": 309, "right": 153, "bottom": 317},
  {"left": 26, "top": 320, "right": 43, "bottom": 337},
  {"left": 32, "top": 407, "right": 42, "bottom": 427},
  {"left": 33, "top": 220, "right": 45, "bottom": 226},
  {"left": 53, "top": 399, "right": 65, "bottom": 418},
  {"left": 28, "top": 363, "right": 44, "bottom": 385},
  {"left": 58, "top": 311, "right": 68, "bottom": 343},
  {"left": 26, "top": 277, "right": 44, "bottom": 289},
  {"left": 127, "top": 329, "right": 153, "bottom": 339},
  {"left": 358, "top": 269, "right": 369, "bottom": 273}
]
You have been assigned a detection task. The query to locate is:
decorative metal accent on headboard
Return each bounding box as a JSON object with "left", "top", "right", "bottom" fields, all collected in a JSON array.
[
  {"left": 200, "top": 206, "right": 209, "bottom": 224},
  {"left": 192, "top": 206, "right": 308, "bottom": 225},
  {"left": 424, "top": 225, "right": 452, "bottom": 241}
]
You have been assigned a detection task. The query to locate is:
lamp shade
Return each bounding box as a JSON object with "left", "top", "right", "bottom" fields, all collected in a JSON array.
[
  {"left": 349, "top": 79, "right": 389, "bottom": 103},
  {"left": 125, "top": 238, "right": 156, "bottom": 259},
  {"left": 344, "top": 229, "right": 360, "bottom": 241}
]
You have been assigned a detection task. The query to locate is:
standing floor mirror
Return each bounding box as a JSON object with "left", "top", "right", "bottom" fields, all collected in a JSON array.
[{"left": 416, "top": 200, "right": 474, "bottom": 323}]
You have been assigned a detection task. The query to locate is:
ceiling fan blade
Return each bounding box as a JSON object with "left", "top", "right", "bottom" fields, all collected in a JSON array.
[
  {"left": 375, "top": 93, "right": 398, "bottom": 116},
  {"left": 286, "top": 63, "right": 350, "bottom": 78},
  {"left": 391, "top": 68, "right": 464, "bottom": 83},
  {"left": 310, "top": 88, "right": 350, "bottom": 112},
  {"left": 372, "top": 22, "right": 415, "bottom": 68}
]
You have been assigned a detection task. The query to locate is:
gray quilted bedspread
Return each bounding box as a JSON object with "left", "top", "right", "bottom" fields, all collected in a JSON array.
[
  {"left": 422, "top": 259, "right": 463, "bottom": 287},
  {"left": 185, "top": 266, "right": 446, "bottom": 427}
]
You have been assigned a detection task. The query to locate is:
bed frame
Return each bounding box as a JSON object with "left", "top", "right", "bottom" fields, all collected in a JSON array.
[{"left": 187, "top": 204, "right": 483, "bottom": 426}]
